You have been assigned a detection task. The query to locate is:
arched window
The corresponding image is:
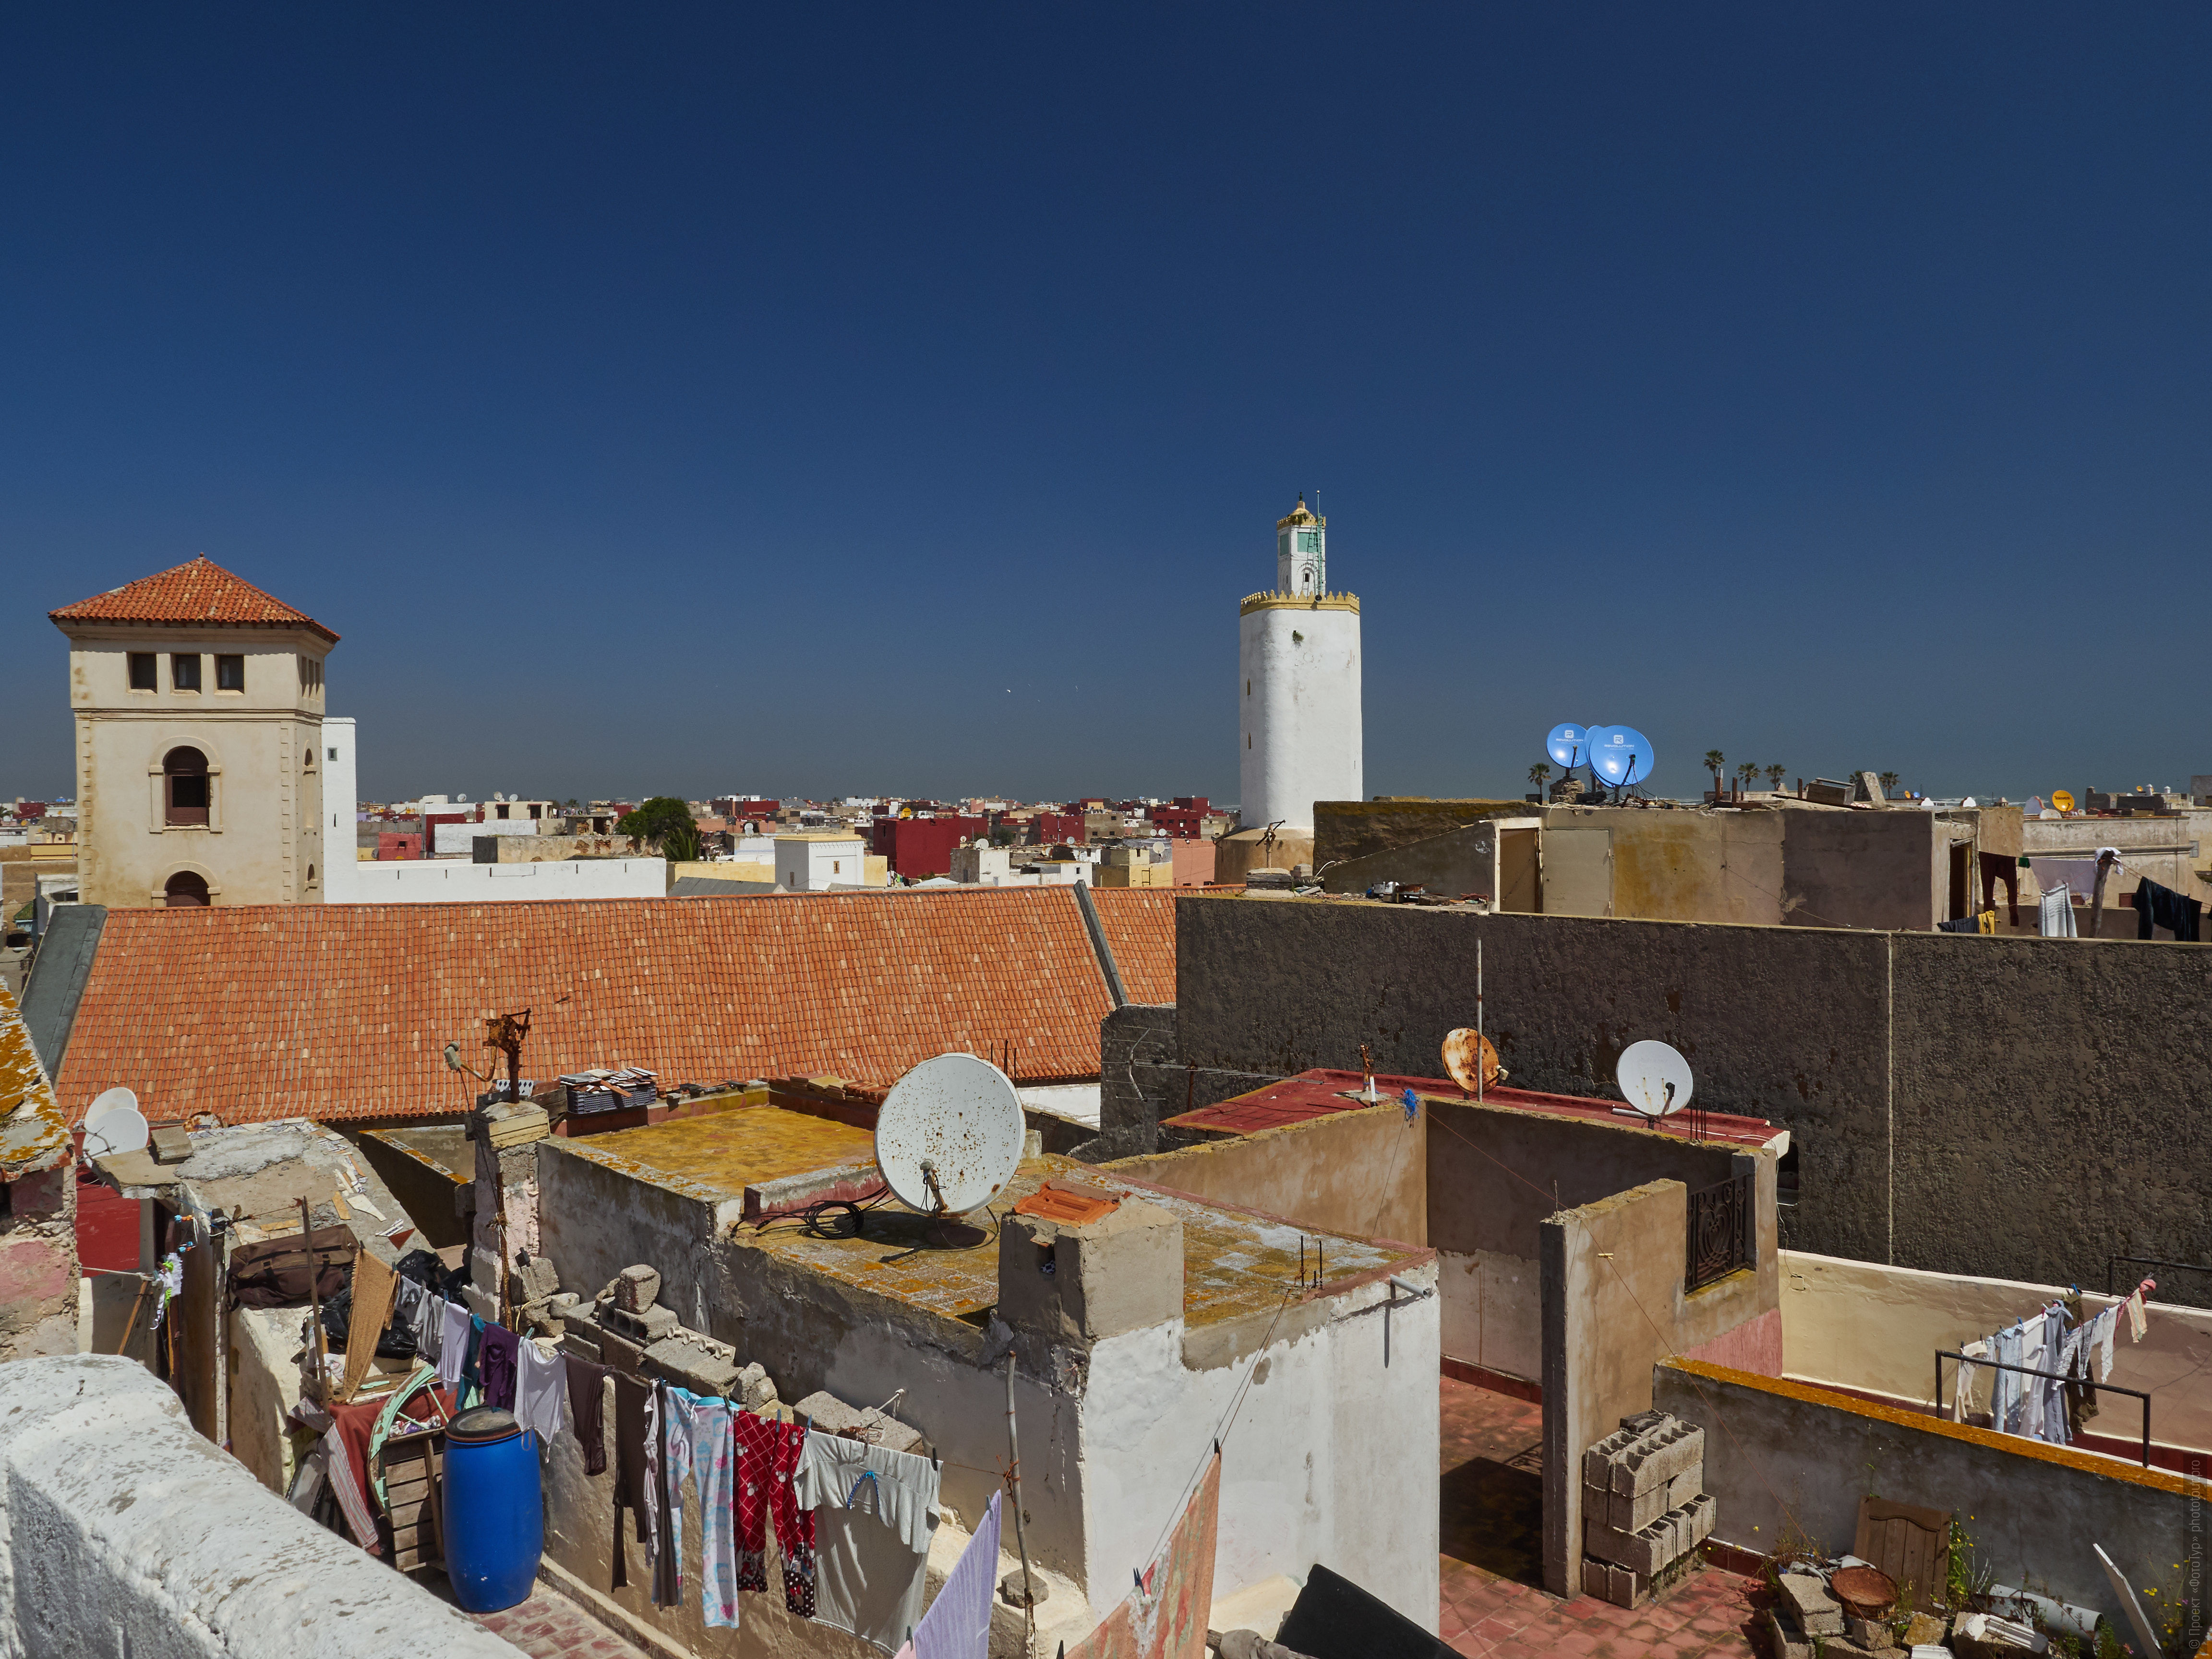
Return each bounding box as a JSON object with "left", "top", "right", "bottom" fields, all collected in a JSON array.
[
  {"left": 163, "top": 871, "right": 210, "bottom": 908},
  {"left": 164, "top": 747, "right": 210, "bottom": 826}
]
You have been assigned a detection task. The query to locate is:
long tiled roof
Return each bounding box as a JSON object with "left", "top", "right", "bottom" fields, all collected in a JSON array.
[
  {"left": 49, "top": 555, "right": 339, "bottom": 643},
  {"left": 1089, "top": 887, "right": 1178, "bottom": 1004},
  {"left": 54, "top": 884, "right": 1177, "bottom": 1125}
]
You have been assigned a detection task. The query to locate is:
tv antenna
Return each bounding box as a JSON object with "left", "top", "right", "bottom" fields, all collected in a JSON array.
[
  {"left": 1615, "top": 1039, "right": 1695, "bottom": 1140},
  {"left": 874, "top": 1052, "right": 1026, "bottom": 1247}
]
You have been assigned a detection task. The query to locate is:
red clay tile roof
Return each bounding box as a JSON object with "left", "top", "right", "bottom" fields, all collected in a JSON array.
[
  {"left": 1088, "top": 887, "right": 1177, "bottom": 1004},
  {"left": 55, "top": 886, "right": 1136, "bottom": 1125},
  {"left": 49, "top": 555, "right": 339, "bottom": 643}
]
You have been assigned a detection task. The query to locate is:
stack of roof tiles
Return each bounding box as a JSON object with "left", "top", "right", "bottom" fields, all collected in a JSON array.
[{"left": 56, "top": 885, "right": 1177, "bottom": 1125}]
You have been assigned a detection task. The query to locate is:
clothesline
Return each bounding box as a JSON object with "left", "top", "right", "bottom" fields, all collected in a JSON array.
[{"left": 1951, "top": 1277, "right": 2154, "bottom": 1448}]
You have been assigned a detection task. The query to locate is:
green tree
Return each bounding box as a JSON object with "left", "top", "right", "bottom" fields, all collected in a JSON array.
[
  {"left": 1765, "top": 765, "right": 1786, "bottom": 792},
  {"left": 1735, "top": 762, "right": 1758, "bottom": 792},
  {"left": 1703, "top": 750, "right": 1725, "bottom": 796},
  {"left": 1878, "top": 770, "right": 1900, "bottom": 799},
  {"left": 616, "top": 796, "right": 701, "bottom": 862},
  {"left": 1528, "top": 762, "right": 1552, "bottom": 795}
]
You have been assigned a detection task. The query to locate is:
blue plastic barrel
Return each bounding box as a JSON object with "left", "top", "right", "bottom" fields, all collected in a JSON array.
[{"left": 441, "top": 1406, "right": 542, "bottom": 1612}]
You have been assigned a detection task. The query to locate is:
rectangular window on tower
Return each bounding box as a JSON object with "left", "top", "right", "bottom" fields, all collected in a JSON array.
[
  {"left": 1296, "top": 529, "right": 1320, "bottom": 554},
  {"left": 215, "top": 654, "right": 245, "bottom": 691},
  {"left": 171, "top": 653, "right": 202, "bottom": 691},
  {"left": 127, "top": 653, "right": 157, "bottom": 691}
]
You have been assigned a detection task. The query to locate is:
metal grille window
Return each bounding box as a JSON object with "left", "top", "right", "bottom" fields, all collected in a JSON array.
[{"left": 1686, "top": 1171, "right": 1755, "bottom": 1290}]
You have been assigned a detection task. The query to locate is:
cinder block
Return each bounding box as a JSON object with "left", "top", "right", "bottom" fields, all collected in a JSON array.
[
  {"left": 1777, "top": 1570, "right": 1843, "bottom": 1636},
  {"left": 1668, "top": 1467, "right": 1700, "bottom": 1509},
  {"left": 1755, "top": 1608, "right": 1813, "bottom": 1659},
  {"left": 613, "top": 1264, "right": 661, "bottom": 1313},
  {"left": 604, "top": 1302, "right": 679, "bottom": 1343},
  {"left": 643, "top": 1337, "right": 740, "bottom": 1395},
  {"left": 1684, "top": 1492, "right": 1717, "bottom": 1546},
  {"left": 1582, "top": 1557, "right": 1609, "bottom": 1599},
  {"left": 1603, "top": 1562, "right": 1646, "bottom": 1610},
  {"left": 1609, "top": 1481, "right": 1673, "bottom": 1534},
  {"left": 1662, "top": 1424, "right": 1706, "bottom": 1482},
  {"left": 1582, "top": 1426, "right": 1640, "bottom": 1489}
]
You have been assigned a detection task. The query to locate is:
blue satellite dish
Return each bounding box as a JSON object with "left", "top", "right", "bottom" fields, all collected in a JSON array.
[
  {"left": 1546, "top": 723, "right": 1589, "bottom": 770},
  {"left": 1589, "top": 726, "right": 1654, "bottom": 788}
]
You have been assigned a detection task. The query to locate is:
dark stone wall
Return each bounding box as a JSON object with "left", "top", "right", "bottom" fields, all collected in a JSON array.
[{"left": 1173, "top": 894, "right": 2212, "bottom": 1299}]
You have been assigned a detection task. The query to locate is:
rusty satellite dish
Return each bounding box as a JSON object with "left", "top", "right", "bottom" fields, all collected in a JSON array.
[
  {"left": 1616, "top": 1040, "right": 1692, "bottom": 1119},
  {"left": 1442, "top": 1029, "right": 1505, "bottom": 1094},
  {"left": 875, "top": 1052, "right": 1026, "bottom": 1216}
]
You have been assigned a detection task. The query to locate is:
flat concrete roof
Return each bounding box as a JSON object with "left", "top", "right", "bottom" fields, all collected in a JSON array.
[
  {"left": 1164, "top": 1068, "right": 1784, "bottom": 1152},
  {"left": 554, "top": 1105, "right": 1419, "bottom": 1328}
]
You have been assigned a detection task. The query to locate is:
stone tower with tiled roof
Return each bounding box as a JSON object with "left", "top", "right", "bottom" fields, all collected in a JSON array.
[
  {"left": 49, "top": 556, "right": 337, "bottom": 911},
  {"left": 1238, "top": 498, "right": 1363, "bottom": 832}
]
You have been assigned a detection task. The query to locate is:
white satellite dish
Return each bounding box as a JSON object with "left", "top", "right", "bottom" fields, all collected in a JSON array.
[
  {"left": 84, "top": 1087, "right": 138, "bottom": 1130},
  {"left": 1616, "top": 1040, "right": 1693, "bottom": 1119},
  {"left": 874, "top": 1053, "right": 1026, "bottom": 1216},
  {"left": 82, "top": 1107, "right": 149, "bottom": 1159}
]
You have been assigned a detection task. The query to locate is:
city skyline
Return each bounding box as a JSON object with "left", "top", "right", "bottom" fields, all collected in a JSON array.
[{"left": 10, "top": 9, "right": 2210, "bottom": 805}]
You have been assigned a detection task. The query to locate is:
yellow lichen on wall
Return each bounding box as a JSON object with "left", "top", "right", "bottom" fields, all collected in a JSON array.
[{"left": 0, "top": 982, "right": 70, "bottom": 1177}]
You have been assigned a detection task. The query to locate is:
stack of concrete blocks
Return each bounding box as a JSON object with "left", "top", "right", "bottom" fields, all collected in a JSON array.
[
  {"left": 558, "top": 1262, "right": 764, "bottom": 1403},
  {"left": 464, "top": 1102, "right": 547, "bottom": 1322},
  {"left": 1580, "top": 1413, "right": 1716, "bottom": 1608}
]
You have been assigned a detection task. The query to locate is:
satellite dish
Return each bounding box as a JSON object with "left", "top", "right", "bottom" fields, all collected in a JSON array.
[
  {"left": 874, "top": 1053, "right": 1025, "bottom": 1216},
  {"left": 2052, "top": 790, "right": 2076, "bottom": 813},
  {"left": 2026, "top": 796, "right": 2044, "bottom": 815},
  {"left": 1589, "top": 726, "right": 1655, "bottom": 788},
  {"left": 1615, "top": 1040, "right": 1692, "bottom": 1119},
  {"left": 84, "top": 1087, "right": 138, "bottom": 1130},
  {"left": 1442, "top": 1028, "right": 1505, "bottom": 1094},
  {"left": 1960, "top": 797, "right": 1977, "bottom": 809},
  {"left": 1545, "top": 724, "right": 1589, "bottom": 770},
  {"left": 82, "top": 1107, "right": 149, "bottom": 1159}
]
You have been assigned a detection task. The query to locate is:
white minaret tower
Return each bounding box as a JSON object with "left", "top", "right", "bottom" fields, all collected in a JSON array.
[{"left": 1238, "top": 496, "right": 1363, "bottom": 831}]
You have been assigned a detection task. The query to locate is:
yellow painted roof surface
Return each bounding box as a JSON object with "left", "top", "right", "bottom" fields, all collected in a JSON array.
[{"left": 567, "top": 1107, "right": 875, "bottom": 1200}]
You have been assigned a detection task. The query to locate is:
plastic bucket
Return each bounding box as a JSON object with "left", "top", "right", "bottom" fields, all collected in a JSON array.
[{"left": 440, "top": 1406, "right": 542, "bottom": 1612}]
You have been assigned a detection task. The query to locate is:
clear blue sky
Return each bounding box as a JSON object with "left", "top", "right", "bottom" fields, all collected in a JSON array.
[{"left": 10, "top": 8, "right": 2209, "bottom": 806}]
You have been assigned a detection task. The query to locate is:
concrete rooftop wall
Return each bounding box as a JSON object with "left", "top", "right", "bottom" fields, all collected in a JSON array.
[
  {"left": 1655, "top": 1358, "right": 2203, "bottom": 1640},
  {"left": 0, "top": 1354, "right": 519, "bottom": 1659},
  {"left": 1174, "top": 896, "right": 2212, "bottom": 1298}
]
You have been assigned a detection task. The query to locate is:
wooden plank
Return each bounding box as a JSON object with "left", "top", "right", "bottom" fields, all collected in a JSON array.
[{"left": 340, "top": 1251, "right": 398, "bottom": 1404}]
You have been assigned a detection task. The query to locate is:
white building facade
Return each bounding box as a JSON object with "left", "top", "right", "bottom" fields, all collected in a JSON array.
[{"left": 1237, "top": 497, "right": 1363, "bottom": 831}]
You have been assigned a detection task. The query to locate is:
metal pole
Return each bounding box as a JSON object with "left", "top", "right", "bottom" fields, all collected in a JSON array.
[
  {"left": 1475, "top": 940, "right": 1484, "bottom": 1104},
  {"left": 1006, "top": 1353, "right": 1037, "bottom": 1658}
]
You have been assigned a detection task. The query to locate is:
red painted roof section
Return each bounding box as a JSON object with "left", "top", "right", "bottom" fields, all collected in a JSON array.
[
  {"left": 55, "top": 887, "right": 1119, "bottom": 1125},
  {"left": 49, "top": 555, "right": 339, "bottom": 643},
  {"left": 1088, "top": 887, "right": 1178, "bottom": 1004},
  {"left": 1165, "top": 1068, "right": 1779, "bottom": 1147}
]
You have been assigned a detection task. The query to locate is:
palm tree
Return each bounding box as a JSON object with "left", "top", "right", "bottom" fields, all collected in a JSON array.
[
  {"left": 1878, "top": 771, "right": 1900, "bottom": 799},
  {"left": 1735, "top": 762, "right": 1758, "bottom": 793},
  {"left": 1528, "top": 763, "right": 1552, "bottom": 795},
  {"left": 1765, "top": 765, "right": 1786, "bottom": 792},
  {"left": 1703, "top": 751, "right": 1725, "bottom": 798}
]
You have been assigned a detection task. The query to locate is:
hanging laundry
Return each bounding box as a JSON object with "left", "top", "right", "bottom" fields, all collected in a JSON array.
[
  {"left": 2093, "top": 1306, "right": 2118, "bottom": 1382},
  {"left": 1953, "top": 1340, "right": 1989, "bottom": 1422},
  {"left": 914, "top": 1491, "right": 1000, "bottom": 1659},
  {"left": 478, "top": 1323, "right": 521, "bottom": 1413},
  {"left": 645, "top": 1382, "right": 682, "bottom": 1608},
  {"left": 2124, "top": 1280, "right": 2152, "bottom": 1340},
  {"left": 663, "top": 1391, "right": 739, "bottom": 1629},
  {"left": 1936, "top": 916, "right": 1980, "bottom": 935},
  {"left": 1978, "top": 852, "right": 2020, "bottom": 927},
  {"left": 2030, "top": 858, "right": 2103, "bottom": 902},
  {"left": 392, "top": 1276, "right": 429, "bottom": 1354},
  {"left": 610, "top": 1372, "right": 654, "bottom": 1592},
  {"left": 1064, "top": 1453, "right": 1222, "bottom": 1659},
  {"left": 2131, "top": 880, "right": 2202, "bottom": 941},
  {"left": 565, "top": 1356, "right": 610, "bottom": 1476},
  {"left": 733, "top": 1409, "right": 814, "bottom": 1616},
  {"left": 435, "top": 1299, "right": 470, "bottom": 1394},
  {"left": 513, "top": 1339, "right": 565, "bottom": 1445},
  {"left": 2035, "top": 1311, "right": 2069, "bottom": 1446},
  {"left": 795, "top": 1433, "right": 942, "bottom": 1655},
  {"left": 2039, "top": 885, "right": 2076, "bottom": 938}
]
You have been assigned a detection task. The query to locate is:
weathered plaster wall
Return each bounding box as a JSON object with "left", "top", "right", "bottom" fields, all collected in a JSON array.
[
  {"left": 1779, "top": 1250, "right": 2212, "bottom": 1455},
  {"left": 1598, "top": 808, "right": 1785, "bottom": 927},
  {"left": 1238, "top": 602, "right": 1361, "bottom": 832},
  {"left": 0, "top": 1166, "right": 78, "bottom": 1360},
  {"left": 1105, "top": 1105, "right": 1425, "bottom": 1246},
  {"left": 1316, "top": 823, "right": 1498, "bottom": 900},
  {"left": 1312, "top": 800, "right": 1524, "bottom": 868},
  {"left": 1779, "top": 808, "right": 1939, "bottom": 931},
  {"left": 535, "top": 1137, "right": 1440, "bottom": 1625},
  {"left": 228, "top": 1304, "right": 309, "bottom": 1497},
  {"left": 1174, "top": 896, "right": 2212, "bottom": 1298},
  {"left": 1539, "top": 1178, "right": 1778, "bottom": 1597},
  {"left": 0, "top": 1354, "right": 520, "bottom": 1659},
  {"left": 1425, "top": 1099, "right": 1744, "bottom": 1386},
  {"left": 1655, "top": 1358, "right": 2204, "bottom": 1632}
]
